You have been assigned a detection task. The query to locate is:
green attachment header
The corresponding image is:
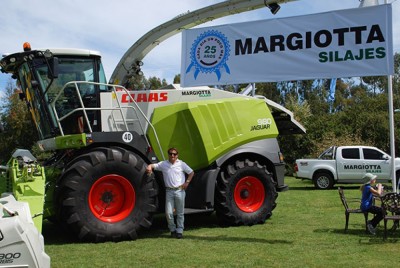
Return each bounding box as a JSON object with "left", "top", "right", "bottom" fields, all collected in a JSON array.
[
  {"left": 3, "top": 158, "right": 46, "bottom": 233},
  {"left": 147, "top": 97, "right": 278, "bottom": 170},
  {"left": 55, "top": 133, "right": 87, "bottom": 149}
]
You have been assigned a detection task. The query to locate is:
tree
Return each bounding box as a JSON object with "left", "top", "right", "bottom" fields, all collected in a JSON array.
[
  {"left": 173, "top": 74, "right": 180, "bottom": 84},
  {"left": 0, "top": 79, "right": 37, "bottom": 163},
  {"left": 337, "top": 90, "right": 391, "bottom": 152},
  {"left": 255, "top": 82, "right": 280, "bottom": 103},
  {"left": 147, "top": 76, "right": 168, "bottom": 89},
  {"left": 127, "top": 74, "right": 146, "bottom": 90},
  {"left": 277, "top": 95, "right": 312, "bottom": 172}
]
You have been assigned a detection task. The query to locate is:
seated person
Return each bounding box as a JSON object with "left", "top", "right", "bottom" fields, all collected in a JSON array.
[{"left": 360, "top": 173, "right": 383, "bottom": 235}]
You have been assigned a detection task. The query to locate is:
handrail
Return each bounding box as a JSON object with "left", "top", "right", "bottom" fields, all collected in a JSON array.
[{"left": 50, "top": 81, "right": 165, "bottom": 160}]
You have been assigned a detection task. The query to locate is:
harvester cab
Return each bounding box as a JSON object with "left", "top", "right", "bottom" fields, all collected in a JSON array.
[
  {"left": 1, "top": 44, "right": 164, "bottom": 156},
  {"left": 2, "top": 43, "right": 108, "bottom": 141}
]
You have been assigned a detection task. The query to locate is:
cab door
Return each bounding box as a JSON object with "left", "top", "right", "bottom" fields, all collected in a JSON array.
[
  {"left": 362, "top": 148, "right": 391, "bottom": 180},
  {"left": 336, "top": 147, "right": 362, "bottom": 181}
]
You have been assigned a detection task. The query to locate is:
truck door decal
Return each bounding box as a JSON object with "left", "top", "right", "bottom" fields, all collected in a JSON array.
[{"left": 343, "top": 164, "right": 382, "bottom": 173}]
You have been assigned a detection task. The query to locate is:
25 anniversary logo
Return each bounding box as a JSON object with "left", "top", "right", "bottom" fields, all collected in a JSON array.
[{"left": 186, "top": 30, "right": 231, "bottom": 81}]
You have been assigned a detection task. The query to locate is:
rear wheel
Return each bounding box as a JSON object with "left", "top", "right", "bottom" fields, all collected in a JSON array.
[
  {"left": 215, "top": 159, "right": 277, "bottom": 226},
  {"left": 56, "top": 147, "right": 158, "bottom": 242},
  {"left": 313, "top": 172, "right": 334, "bottom": 189}
]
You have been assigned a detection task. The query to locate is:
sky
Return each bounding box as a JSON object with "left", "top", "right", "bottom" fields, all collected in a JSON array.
[{"left": 1, "top": 0, "right": 399, "bottom": 98}]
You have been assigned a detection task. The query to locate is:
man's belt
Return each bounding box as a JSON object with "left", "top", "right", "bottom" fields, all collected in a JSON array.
[{"left": 165, "top": 185, "right": 183, "bottom": 190}]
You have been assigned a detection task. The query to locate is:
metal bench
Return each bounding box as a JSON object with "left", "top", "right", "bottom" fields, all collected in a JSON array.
[
  {"left": 338, "top": 187, "right": 369, "bottom": 233},
  {"left": 380, "top": 192, "right": 400, "bottom": 239}
]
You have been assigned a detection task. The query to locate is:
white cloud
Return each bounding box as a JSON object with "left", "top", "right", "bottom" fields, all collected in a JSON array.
[
  {"left": 1, "top": 0, "right": 399, "bottom": 86},
  {"left": 0, "top": 0, "right": 218, "bottom": 83}
]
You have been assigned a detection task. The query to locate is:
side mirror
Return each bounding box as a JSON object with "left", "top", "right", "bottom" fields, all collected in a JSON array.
[
  {"left": 48, "top": 57, "right": 59, "bottom": 79},
  {"left": 382, "top": 155, "right": 390, "bottom": 160},
  {"left": 19, "top": 92, "right": 26, "bottom": 100}
]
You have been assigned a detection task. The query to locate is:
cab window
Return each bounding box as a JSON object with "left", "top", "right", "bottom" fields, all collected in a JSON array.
[
  {"left": 363, "top": 148, "right": 385, "bottom": 160},
  {"left": 341, "top": 148, "right": 360, "bottom": 159}
]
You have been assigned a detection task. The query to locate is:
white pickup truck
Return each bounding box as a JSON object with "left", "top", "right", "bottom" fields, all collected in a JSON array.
[{"left": 294, "top": 146, "right": 400, "bottom": 189}]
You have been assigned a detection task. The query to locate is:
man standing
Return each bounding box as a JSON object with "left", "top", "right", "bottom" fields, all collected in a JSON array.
[{"left": 146, "top": 147, "right": 194, "bottom": 239}]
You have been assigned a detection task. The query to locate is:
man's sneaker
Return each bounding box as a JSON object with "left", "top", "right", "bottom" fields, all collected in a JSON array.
[
  {"left": 367, "top": 222, "right": 376, "bottom": 235},
  {"left": 176, "top": 233, "right": 183, "bottom": 239},
  {"left": 171, "top": 231, "right": 177, "bottom": 238}
]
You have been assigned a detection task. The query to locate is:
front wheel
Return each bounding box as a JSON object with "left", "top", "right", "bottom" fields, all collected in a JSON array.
[
  {"left": 215, "top": 159, "right": 277, "bottom": 226},
  {"left": 313, "top": 172, "right": 334, "bottom": 189},
  {"left": 56, "top": 147, "right": 158, "bottom": 242}
]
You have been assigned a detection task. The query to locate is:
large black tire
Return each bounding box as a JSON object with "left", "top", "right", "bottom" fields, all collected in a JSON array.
[
  {"left": 215, "top": 159, "right": 277, "bottom": 226},
  {"left": 313, "top": 172, "right": 334, "bottom": 190},
  {"left": 56, "top": 147, "right": 158, "bottom": 242}
]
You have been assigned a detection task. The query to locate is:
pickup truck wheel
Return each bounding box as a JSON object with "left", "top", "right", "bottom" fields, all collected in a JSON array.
[
  {"left": 56, "top": 147, "right": 158, "bottom": 242},
  {"left": 313, "top": 172, "right": 334, "bottom": 189},
  {"left": 215, "top": 159, "right": 277, "bottom": 226}
]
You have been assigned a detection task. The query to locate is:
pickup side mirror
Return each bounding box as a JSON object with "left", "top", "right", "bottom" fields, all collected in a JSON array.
[{"left": 382, "top": 155, "right": 390, "bottom": 160}]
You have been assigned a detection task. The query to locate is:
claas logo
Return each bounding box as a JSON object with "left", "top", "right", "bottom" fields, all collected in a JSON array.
[{"left": 121, "top": 92, "right": 168, "bottom": 103}]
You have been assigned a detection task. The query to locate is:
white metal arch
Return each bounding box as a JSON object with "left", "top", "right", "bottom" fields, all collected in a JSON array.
[{"left": 109, "top": 0, "right": 297, "bottom": 86}]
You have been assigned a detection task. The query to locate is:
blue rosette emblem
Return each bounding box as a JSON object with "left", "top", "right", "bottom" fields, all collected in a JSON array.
[{"left": 186, "top": 30, "right": 231, "bottom": 81}]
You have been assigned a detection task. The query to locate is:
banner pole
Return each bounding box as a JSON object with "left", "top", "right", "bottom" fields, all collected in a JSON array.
[
  {"left": 388, "top": 74, "right": 397, "bottom": 193},
  {"left": 383, "top": 0, "right": 396, "bottom": 193}
]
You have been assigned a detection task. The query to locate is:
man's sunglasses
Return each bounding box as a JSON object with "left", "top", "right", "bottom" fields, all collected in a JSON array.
[{"left": 168, "top": 152, "right": 178, "bottom": 156}]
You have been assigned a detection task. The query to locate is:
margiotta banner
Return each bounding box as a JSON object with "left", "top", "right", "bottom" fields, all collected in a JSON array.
[{"left": 181, "top": 4, "right": 393, "bottom": 87}]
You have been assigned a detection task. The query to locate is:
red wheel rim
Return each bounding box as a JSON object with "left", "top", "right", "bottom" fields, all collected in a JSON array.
[
  {"left": 234, "top": 176, "right": 265, "bottom": 213},
  {"left": 89, "top": 174, "right": 135, "bottom": 223}
]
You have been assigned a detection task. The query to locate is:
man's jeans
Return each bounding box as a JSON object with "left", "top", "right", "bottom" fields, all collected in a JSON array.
[{"left": 165, "top": 189, "right": 186, "bottom": 234}]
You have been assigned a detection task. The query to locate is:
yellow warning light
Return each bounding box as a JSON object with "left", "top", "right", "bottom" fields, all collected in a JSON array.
[{"left": 23, "top": 42, "right": 31, "bottom": 52}]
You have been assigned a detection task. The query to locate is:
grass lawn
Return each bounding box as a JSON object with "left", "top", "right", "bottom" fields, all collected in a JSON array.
[{"left": 43, "top": 177, "right": 399, "bottom": 268}]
